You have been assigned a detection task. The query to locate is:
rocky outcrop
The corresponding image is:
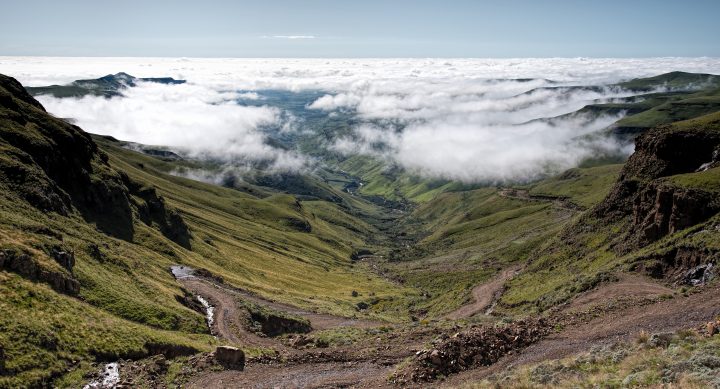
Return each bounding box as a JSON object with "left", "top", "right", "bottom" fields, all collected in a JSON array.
[
  {"left": 0, "top": 73, "right": 192, "bottom": 246},
  {"left": 595, "top": 122, "right": 720, "bottom": 247},
  {"left": 631, "top": 183, "right": 720, "bottom": 247},
  {"left": 631, "top": 246, "right": 720, "bottom": 284},
  {"left": 0, "top": 249, "right": 80, "bottom": 295},
  {"left": 124, "top": 178, "right": 191, "bottom": 249},
  {"left": 50, "top": 246, "right": 75, "bottom": 271},
  {"left": 350, "top": 248, "right": 373, "bottom": 261},
  {"left": 174, "top": 288, "right": 207, "bottom": 315}
]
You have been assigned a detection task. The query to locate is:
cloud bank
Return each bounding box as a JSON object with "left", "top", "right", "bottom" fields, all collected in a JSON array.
[
  {"left": 2, "top": 57, "right": 720, "bottom": 182},
  {"left": 38, "top": 81, "right": 307, "bottom": 171}
]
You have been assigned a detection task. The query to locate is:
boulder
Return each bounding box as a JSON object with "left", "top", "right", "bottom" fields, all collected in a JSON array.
[
  {"left": 215, "top": 346, "right": 245, "bottom": 370},
  {"left": 708, "top": 322, "right": 718, "bottom": 336},
  {"left": 648, "top": 332, "right": 674, "bottom": 348}
]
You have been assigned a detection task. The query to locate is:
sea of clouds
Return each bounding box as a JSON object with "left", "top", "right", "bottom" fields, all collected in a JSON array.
[{"left": 2, "top": 57, "right": 720, "bottom": 182}]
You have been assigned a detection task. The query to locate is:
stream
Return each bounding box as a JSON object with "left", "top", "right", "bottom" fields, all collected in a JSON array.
[
  {"left": 82, "top": 362, "right": 119, "bottom": 389},
  {"left": 170, "top": 265, "right": 216, "bottom": 334}
]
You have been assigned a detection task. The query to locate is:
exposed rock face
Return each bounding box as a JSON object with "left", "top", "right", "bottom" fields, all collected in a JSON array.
[
  {"left": 622, "top": 125, "right": 720, "bottom": 180},
  {"left": 214, "top": 346, "right": 245, "bottom": 370},
  {"left": 50, "top": 247, "right": 75, "bottom": 271},
  {"left": 350, "top": 248, "right": 373, "bottom": 261},
  {"left": 174, "top": 288, "right": 206, "bottom": 315},
  {"left": 0, "top": 249, "right": 80, "bottom": 295},
  {"left": 192, "top": 268, "right": 224, "bottom": 284},
  {"left": 249, "top": 310, "right": 312, "bottom": 337},
  {"left": 124, "top": 178, "right": 192, "bottom": 249},
  {"left": 631, "top": 246, "right": 720, "bottom": 284},
  {"left": 595, "top": 123, "right": 720, "bottom": 247},
  {"left": 632, "top": 183, "right": 720, "bottom": 246},
  {"left": 0, "top": 73, "right": 191, "bottom": 246}
]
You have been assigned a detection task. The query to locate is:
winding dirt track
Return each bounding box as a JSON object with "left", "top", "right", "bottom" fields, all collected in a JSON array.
[
  {"left": 182, "top": 277, "right": 380, "bottom": 329},
  {"left": 180, "top": 279, "right": 281, "bottom": 349},
  {"left": 445, "top": 266, "right": 521, "bottom": 320},
  {"left": 188, "top": 361, "right": 394, "bottom": 389},
  {"left": 174, "top": 267, "right": 423, "bottom": 388},
  {"left": 176, "top": 265, "right": 720, "bottom": 388},
  {"left": 442, "top": 278, "right": 720, "bottom": 387}
]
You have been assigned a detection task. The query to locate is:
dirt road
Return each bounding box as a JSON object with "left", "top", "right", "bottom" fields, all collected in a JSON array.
[
  {"left": 442, "top": 278, "right": 719, "bottom": 387},
  {"left": 173, "top": 265, "right": 720, "bottom": 389},
  {"left": 445, "top": 266, "right": 521, "bottom": 320}
]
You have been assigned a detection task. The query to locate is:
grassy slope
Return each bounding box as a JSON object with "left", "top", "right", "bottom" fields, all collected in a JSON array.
[
  {"left": 338, "top": 155, "right": 475, "bottom": 203},
  {"left": 375, "top": 163, "right": 623, "bottom": 318},
  {"left": 469, "top": 329, "right": 720, "bottom": 388},
  {"left": 615, "top": 71, "right": 720, "bottom": 92},
  {"left": 0, "top": 94, "right": 411, "bottom": 387},
  {"left": 0, "top": 136, "right": 413, "bottom": 387},
  {"left": 0, "top": 179, "right": 215, "bottom": 388},
  {"left": 527, "top": 164, "right": 623, "bottom": 208},
  {"left": 3, "top": 71, "right": 719, "bottom": 386},
  {"left": 97, "top": 137, "right": 411, "bottom": 319},
  {"left": 615, "top": 89, "right": 720, "bottom": 130},
  {"left": 500, "top": 112, "right": 720, "bottom": 314},
  {"left": 0, "top": 272, "right": 212, "bottom": 388}
]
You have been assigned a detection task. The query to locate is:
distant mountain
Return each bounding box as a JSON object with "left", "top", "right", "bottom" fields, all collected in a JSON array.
[
  {"left": 615, "top": 71, "right": 720, "bottom": 92},
  {"left": 25, "top": 72, "right": 186, "bottom": 98}
]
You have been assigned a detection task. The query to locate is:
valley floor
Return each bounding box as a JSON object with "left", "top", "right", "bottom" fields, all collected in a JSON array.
[{"left": 107, "top": 265, "right": 720, "bottom": 388}]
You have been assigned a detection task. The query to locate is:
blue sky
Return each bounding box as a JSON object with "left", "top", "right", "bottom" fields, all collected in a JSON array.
[{"left": 1, "top": 0, "right": 718, "bottom": 57}]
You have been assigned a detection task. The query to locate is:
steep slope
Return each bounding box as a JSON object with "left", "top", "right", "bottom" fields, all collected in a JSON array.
[
  {"left": 0, "top": 74, "right": 408, "bottom": 388},
  {"left": 500, "top": 112, "right": 720, "bottom": 313},
  {"left": 0, "top": 74, "right": 210, "bottom": 388}
]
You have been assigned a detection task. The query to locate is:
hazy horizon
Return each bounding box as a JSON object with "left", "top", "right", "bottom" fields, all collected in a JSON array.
[{"left": 3, "top": 56, "right": 720, "bottom": 182}]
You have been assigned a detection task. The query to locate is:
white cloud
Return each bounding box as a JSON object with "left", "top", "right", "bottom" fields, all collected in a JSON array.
[
  {"left": 2, "top": 57, "right": 720, "bottom": 182},
  {"left": 37, "top": 81, "right": 307, "bottom": 171}
]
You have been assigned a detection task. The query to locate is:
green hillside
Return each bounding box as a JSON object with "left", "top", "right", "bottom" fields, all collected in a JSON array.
[{"left": 2, "top": 71, "right": 720, "bottom": 387}]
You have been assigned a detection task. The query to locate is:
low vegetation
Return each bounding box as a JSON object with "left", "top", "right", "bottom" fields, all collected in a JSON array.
[
  {"left": 471, "top": 329, "right": 720, "bottom": 388},
  {"left": 1, "top": 70, "right": 719, "bottom": 387}
]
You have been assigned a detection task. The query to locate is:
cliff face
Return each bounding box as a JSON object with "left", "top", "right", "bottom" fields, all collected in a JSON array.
[
  {"left": 0, "top": 74, "right": 190, "bottom": 246},
  {"left": 631, "top": 183, "right": 719, "bottom": 246},
  {"left": 596, "top": 117, "right": 720, "bottom": 249}
]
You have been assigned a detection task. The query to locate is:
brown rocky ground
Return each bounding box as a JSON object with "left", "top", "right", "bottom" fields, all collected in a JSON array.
[{"left": 148, "top": 269, "right": 715, "bottom": 388}]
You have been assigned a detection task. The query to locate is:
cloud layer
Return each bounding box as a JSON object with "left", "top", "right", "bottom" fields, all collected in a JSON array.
[
  {"left": 37, "top": 81, "right": 307, "bottom": 171},
  {"left": 2, "top": 57, "right": 720, "bottom": 182}
]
